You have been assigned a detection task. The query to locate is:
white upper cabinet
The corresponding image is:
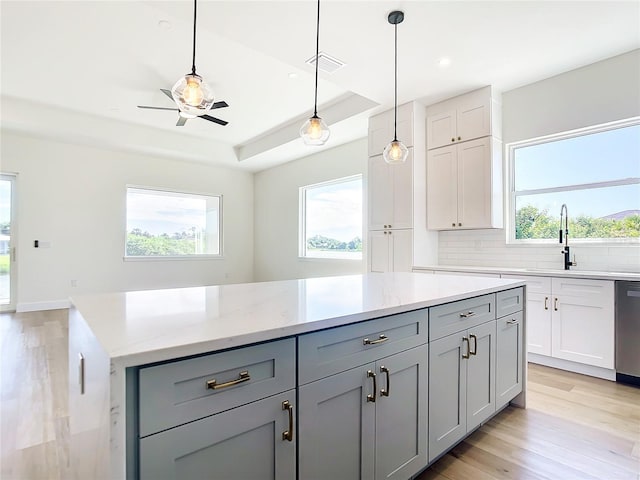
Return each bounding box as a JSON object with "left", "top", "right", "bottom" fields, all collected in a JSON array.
[
  {"left": 425, "top": 86, "right": 503, "bottom": 230},
  {"left": 427, "top": 137, "right": 503, "bottom": 230},
  {"left": 368, "top": 150, "right": 413, "bottom": 231},
  {"left": 368, "top": 102, "right": 414, "bottom": 157},
  {"left": 426, "top": 86, "right": 499, "bottom": 150}
]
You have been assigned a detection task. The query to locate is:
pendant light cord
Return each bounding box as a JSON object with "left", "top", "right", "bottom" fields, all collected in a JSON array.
[
  {"left": 313, "top": 0, "right": 320, "bottom": 116},
  {"left": 191, "top": 0, "right": 198, "bottom": 75},
  {"left": 393, "top": 21, "right": 398, "bottom": 141}
]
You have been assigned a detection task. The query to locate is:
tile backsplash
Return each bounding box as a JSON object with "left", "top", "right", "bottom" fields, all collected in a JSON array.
[{"left": 437, "top": 229, "right": 640, "bottom": 273}]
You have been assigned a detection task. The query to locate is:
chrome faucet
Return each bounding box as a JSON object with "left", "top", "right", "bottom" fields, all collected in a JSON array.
[{"left": 559, "top": 204, "right": 576, "bottom": 270}]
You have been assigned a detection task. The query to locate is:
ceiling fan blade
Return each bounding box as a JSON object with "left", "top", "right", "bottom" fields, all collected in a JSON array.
[
  {"left": 138, "top": 105, "right": 179, "bottom": 112},
  {"left": 176, "top": 116, "right": 188, "bottom": 127},
  {"left": 210, "top": 101, "right": 229, "bottom": 110},
  {"left": 160, "top": 88, "right": 173, "bottom": 100},
  {"left": 199, "top": 115, "right": 228, "bottom": 126}
]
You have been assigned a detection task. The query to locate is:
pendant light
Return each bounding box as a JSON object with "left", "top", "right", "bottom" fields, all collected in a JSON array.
[
  {"left": 300, "top": 0, "right": 330, "bottom": 146},
  {"left": 383, "top": 10, "right": 409, "bottom": 165},
  {"left": 171, "top": 0, "right": 215, "bottom": 118}
]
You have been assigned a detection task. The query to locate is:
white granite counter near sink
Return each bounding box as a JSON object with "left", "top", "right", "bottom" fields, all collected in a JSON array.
[{"left": 414, "top": 265, "right": 640, "bottom": 282}]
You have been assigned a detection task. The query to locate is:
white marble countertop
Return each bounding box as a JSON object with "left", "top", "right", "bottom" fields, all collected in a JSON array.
[
  {"left": 413, "top": 265, "right": 640, "bottom": 282},
  {"left": 70, "top": 272, "right": 525, "bottom": 368}
]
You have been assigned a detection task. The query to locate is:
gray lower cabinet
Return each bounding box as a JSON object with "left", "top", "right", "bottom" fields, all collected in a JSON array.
[
  {"left": 298, "top": 345, "right": 428, "bottom": 480},
  {"left": 496, "top": 311, "right": 524, "bottom": 409},
  {"left": 139, "top": 389, "right": 296, "bottom": 480},
  {"left": 428, "top": 320, "right": 496, "bottom": 462}
]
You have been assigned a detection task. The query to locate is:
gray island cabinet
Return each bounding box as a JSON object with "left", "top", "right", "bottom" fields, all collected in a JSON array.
[{"left": 68, "top": 273, "right": 526, "bottom": 480}]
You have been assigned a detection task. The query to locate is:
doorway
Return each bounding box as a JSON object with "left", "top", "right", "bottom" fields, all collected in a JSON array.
[{"left": 1, "top": 174, "right": 16, "bottom": 312}]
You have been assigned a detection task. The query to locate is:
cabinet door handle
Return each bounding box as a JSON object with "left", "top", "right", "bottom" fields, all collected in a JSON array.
[
  {"left": 363, "top": 334, "right": 388, "bottom": 345},
  {"left": 458, "top": 222, "right": 462, "bottom": 227},
  {"left": 380, "top": 365, "right": 390, "bottom": 397},
  {"left": 451, "top": 137, "right": 455, "bottom": 142},
  {"left": 206, "top": 370, "right": 250, "bottom": 390},
  {"left": 507, "top": 318, "right": 519, "bottom": 325},
  {"left": 452, "top": 223, "right": 456, "bottom": 227},
  {"left": 367, "top": 370, "right": 377, "bottom": 402},
  {"left": 554, "top": 298, "right": 559, "bottom": 311},
  {"left": 282, "top": 400, "right": 294, "bottom": 442},
  {"left": 457, "top": 136, "right": 461, "bottom": 141},
  {"left": 544, "top": 296, "right": 549, "bottom": 310},
  {"left": 462, "top": 337, "right": 470, "bottom": 359},
  {"left": 459, "top": 311, "right": 475, "bottom": 318},
  {"left": 78, "top": 353, "right": 85, "bottom": 395},
  {"left": 469, "top": 334, "right": 478, "bottom": 355},
  {"left": 388, "top": 225, "right": 392, "bottom": 229}
]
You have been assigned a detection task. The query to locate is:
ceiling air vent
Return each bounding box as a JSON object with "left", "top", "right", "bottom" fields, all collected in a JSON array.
[{"left": 305, "top": 51, "right": 345, "bottom": 74}]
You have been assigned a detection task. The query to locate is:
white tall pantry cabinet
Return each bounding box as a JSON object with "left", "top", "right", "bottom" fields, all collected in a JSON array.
[{"left": 367, "top": 102, "right": 438, "bottom": 272}]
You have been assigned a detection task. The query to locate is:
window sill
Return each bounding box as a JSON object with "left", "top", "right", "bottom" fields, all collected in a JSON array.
[{"left": 123, "top": 255, "right": 224, "bottom": 262}]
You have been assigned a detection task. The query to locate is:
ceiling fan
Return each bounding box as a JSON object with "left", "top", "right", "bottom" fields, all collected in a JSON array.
[{"left": 137, "top": 89, "right": 229, "bottom": 127}]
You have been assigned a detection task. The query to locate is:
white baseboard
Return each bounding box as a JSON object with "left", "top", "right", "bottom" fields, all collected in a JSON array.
[
  {"left": 528, "top": 353, "right": 616, "bottom": 381},
  {"left": 16, "top": 299, "right": 71, "bottom": 312}
]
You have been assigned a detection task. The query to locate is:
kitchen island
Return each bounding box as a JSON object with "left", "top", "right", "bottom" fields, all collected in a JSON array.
[{"left": 68, "top": 272, "right": 526, "bottom": 479}]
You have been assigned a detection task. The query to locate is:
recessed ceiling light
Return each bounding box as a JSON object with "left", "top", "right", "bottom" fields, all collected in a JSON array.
[
  {"left": 288, "top": 72, "right": 298, "bottom": 79},
  {"left": 438, "top": 57, "right": 451, "bottom": 67},
  {"left": 158, "top": 20, "right": 172, "bottom": 30}
]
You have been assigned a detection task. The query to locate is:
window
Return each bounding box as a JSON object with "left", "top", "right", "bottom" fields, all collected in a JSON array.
[
  {"left": 300, "top": 175, "right": 363, "bottom": 259},
  {"left": 126, "top": 187, "right": 221, "bottom": 257},
  {"left": 509, "top": 120, "right": 640, "bottom": 243}
]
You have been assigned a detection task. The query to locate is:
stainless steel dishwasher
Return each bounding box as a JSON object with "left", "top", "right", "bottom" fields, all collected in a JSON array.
[{"left": 616, "top": 281, "right": 640, "bottom": 386}]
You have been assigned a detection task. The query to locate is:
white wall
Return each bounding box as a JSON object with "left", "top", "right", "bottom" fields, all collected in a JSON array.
[
  {"left": 253, "top": 139, "right": 367, "bottom": 281},
  {"left": 438, "top": 49, "right": 640, "bottom": 273},
  {"left": 2, "top": 131, "right": 254, "bottom": 311}
]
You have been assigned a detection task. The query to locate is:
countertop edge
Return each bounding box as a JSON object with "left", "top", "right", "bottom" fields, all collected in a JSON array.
[
  {"left": 413, "top": 265, "right": 640, "bottom": 281},
  {"left": 92, "top": 279, "right": 526, "bottom": 369}
]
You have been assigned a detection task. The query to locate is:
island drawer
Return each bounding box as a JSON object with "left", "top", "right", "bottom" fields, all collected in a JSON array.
[
  {"left": 496, "top": 287, "right": 524, "bottom": 318},
  {"left": 430, "top": 293, "right": 495, "bottom": 341},
  {"left": 298, "top": 308, "right": 428, "bottom": 385},
  {"left": 138, "top": 337, "right": 295, "bottom": 437}
]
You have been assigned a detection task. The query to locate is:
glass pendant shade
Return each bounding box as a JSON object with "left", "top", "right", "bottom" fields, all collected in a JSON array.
[
  {"left": 171, "top": 73, "right": 214, "bottom": 117},
  {"left": 383, "top": 139, "right": 409, "bottom": 164},
  {"left": 300, "top": 115, "right": 330, "bottom": 146}
]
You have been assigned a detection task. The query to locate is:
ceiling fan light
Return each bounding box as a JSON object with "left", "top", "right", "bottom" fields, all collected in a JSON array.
[
  {"left": 383, "top": 139, "right": 408, "bottom": 164},
  {"left": 300, "top": 115, "right": 330, "bottom": 145},
  {"left": 171, "top": 73, "right": 214, "bottom": 117}
]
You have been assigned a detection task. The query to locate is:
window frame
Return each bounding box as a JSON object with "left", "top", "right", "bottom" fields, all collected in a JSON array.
[
  {"left": 298, "top": 174, "right": 364, "bottom": 260},
  {"left": 506, "top": 117, "right": 640, "bottom": 245},
  {"left": 124, "top": 185, "right": 224, "bottom": 261}
]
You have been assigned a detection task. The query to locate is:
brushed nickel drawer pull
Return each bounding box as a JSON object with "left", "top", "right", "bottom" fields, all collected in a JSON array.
[
  {"left": 78, "top": 353, "right": 85, "bottom": 395},
  {"left": 367, "top": 370, "right": 377, "bottom": 402},
  {"left": 282, "top": 400, "right": 293, "bottom": 442},
  {"left": 507, "top": 318, "right": 519, "bottom": 325},
  {"left": 554, "top": 297, "right": 559, "bottom": 311},
  {"left": 469, "top": 334, "right": 478, "bottom": 355},
  {"left": 206, "top": 370, "right": 250, "bottom": 390},
  {"left": 380, "top": 365, "right": 390, "bottom": 397},
  {"left": 544, "top": 296, "right": 549, "bottom": 310},
  {"left": 462, "top": 337, "right": 470, "bottom": 359},
  {"left": 363, "top": 334, "right": 388, "bottom": 345},
  {"left": 459, "top": 311, "right": 476, "bottom": 318}
]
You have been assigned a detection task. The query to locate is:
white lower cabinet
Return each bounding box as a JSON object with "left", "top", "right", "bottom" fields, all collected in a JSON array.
[
  {"left": 139, "top": 390, "right": 296, "bottom": 480},
  {"left": 298, "top": 345, "right": 428, "bottom": 480},
  {"left": 502, "top": 275, "right": 614, "bottom": 369},
  {"left": 369, "top": 228, "right": 413, "bottom": 273},
  {"left": 428, "top": 320, "right": 496, "bottom": 462}
]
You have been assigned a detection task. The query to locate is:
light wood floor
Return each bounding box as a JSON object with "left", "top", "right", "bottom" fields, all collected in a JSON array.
[{"left": 1, "top": 309, "right": 639, "bottom": 480}]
